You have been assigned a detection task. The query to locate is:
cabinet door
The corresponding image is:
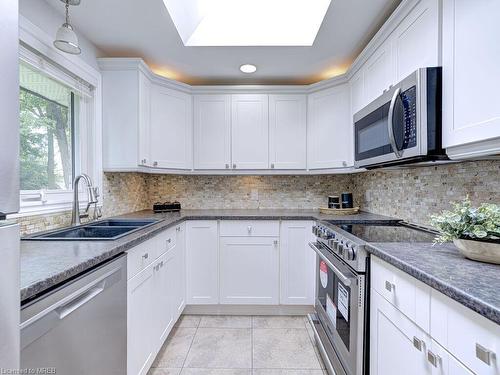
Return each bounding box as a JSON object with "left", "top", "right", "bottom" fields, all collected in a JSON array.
[
  {"left": 231, "top": 94, "right": 269, "bottom": 169},
  {"left": 427, "top": 339, "right": 474, "bottom": 375},
  {"left": 350, "top": 70, "right": 365, "bottom": 116},
  {"left": 393, "top": 0, "right": 439, "bottom": 81},
  {"left": 185, "top": 221, "right": 219, "bottom": 304},
  {"left": 193, "top": 95, "right": 231, "bottom": 170},
  {"left": 269, "top": 95, "right": 307, "bottom": 169},
  {"left": 152, "top": 252, "right": 175, "bottom": 350},
  {"left": 442, "top": 0, "right": 500, "bottom": 149},
  {"left": 150, "top": 85, "right": 193, "bottom": 169},
  {"left": 363, "top": 40, "right": 393, "bottom": 103},
  {"left": 127, "top": 264, "right": 155, "bottom": 375},
  {"left": 307, "top": 84, "right": 352, "bottom": 169},
  {"left": 219, "top": 236, "right": 279, "bottom": 304},
  {"left": 173, "top": 224, "right": 186, "bottom": 319},
  {"left": 370, "top": 290, "right": 430, "bottom": 375},
  {"left": 138, "top": 70, "right": 151, "bottom": 166},
  {"left": 280, "top": 221, "right": 315, "bottom": 305}
]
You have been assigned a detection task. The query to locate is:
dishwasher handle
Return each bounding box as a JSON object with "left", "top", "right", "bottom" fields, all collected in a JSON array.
[
  {"left": 55, "top": 283, "right": 105, "bottom": 320},
  {"left": 21, "top": 265, "right": 122, "bottom": 350}
]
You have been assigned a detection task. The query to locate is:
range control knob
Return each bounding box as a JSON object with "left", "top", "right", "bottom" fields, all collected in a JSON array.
[
  {"left": 327, "top": 238, "right": 335, "bottom": 248},
  {"left": 346, "top": 246, "right": 356, "bottom": 261},
  {"left": 337, "top": 242, "right": 344, "bottom": 256}
]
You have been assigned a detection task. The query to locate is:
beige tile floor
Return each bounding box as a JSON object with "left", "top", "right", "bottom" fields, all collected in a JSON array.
[{"left": 148, "top": 315, "right": 327, "bottom": 375}]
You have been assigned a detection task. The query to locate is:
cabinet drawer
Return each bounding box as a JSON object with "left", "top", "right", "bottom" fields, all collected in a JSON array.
[
  {"left": 431, "top": 289, "right": 500, "bottom": 375},
  {"left": 127, "top": 238, "right": 156, "bottom": 280},
  {"left": 371, "top": 257, "right": 430, "bottom": 332},
  {"left": 156, "top": 226, "right": 177, "bottom": 258},
  {"left": 219, "top": 220, "right": 279, "bottom": 237}
]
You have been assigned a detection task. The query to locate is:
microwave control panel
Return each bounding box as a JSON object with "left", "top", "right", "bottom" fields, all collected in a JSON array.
[{"left": 401, "top": 86, "right": 417, "bottom": 149}]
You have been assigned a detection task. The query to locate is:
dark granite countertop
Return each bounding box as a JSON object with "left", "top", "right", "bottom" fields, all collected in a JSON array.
[
  {"left": 21, "top": 209, "right": 396, "bottom": 303},
  {"left": 367, "top": 242, "right": 500, "bottom": 325}
]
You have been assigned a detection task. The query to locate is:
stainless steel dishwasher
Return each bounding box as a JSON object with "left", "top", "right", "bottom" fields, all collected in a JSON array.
[{"left": 20, "top": 254, "right": 127, "bottom": 375}]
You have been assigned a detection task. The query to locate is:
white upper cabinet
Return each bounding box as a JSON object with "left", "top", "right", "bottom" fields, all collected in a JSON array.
[
  {"left": 150, "top": 84, "right": 193, "bottom": 170},
  {"left": 231, "top": 94, "right": 269, "bottom": 169},
  {"left": 363, "top": 40, "right": 393, "bottom": 104},
  {"left": 442, "top": 0, "right": 500, "bottom": 157},
  {"left": 307, "top": 84, "right": 352, "bottom": 169},
  {"left": 269, "top": 95, "right": 307, "bottom": 169},
  {"left": 392, "top": 0, "right": 439, "bottom": 81},
  {"left": 138, "top": 71, "right": 151, "bottom": 167},
  {"left": 350, "top": 70, "right": 365, "bottom": 117},
  {"left": 193, "top": 95, "right": 231, "bottom": 170},
  {"left": 100, "top": 66, "right": 143, "bottom": 170}
]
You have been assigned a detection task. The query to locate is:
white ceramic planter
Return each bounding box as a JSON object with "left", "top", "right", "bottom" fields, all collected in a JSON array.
[{"left": 453, "top": 239, "right": 500, "bottom": 264}]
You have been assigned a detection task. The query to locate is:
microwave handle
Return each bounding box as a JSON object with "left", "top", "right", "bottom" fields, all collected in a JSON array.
[{"left": 388, "top": 87, "right": 403, "bottom": 158}]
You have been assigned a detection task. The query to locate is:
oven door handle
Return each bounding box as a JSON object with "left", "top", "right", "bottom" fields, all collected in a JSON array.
[{"left": 309, "top": 242, "right": 352, "bottom": 286}]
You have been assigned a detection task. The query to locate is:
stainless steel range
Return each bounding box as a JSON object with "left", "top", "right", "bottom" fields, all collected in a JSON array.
[{"left": 307, "top": 221, "right": 437, "bottom": 375}]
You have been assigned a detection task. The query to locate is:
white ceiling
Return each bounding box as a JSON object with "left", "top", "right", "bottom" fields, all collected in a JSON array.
[{"left": 45, "top": 0, "right": 400, "bottom": 85}]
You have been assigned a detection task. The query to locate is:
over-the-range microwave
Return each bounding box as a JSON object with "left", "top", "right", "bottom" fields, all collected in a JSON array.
[{"left": 354, "top": 67, "right": 447, "bottom": 169}]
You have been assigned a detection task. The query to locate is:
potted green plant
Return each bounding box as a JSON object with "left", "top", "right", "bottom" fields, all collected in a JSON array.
[{"left": 430, "top": 198, "right": 500, "bottom": 264}]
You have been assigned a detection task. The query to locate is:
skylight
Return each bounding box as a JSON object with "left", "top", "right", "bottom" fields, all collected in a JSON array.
[{"left": 162, "top": 0, "right": 332, "bottom": 46}]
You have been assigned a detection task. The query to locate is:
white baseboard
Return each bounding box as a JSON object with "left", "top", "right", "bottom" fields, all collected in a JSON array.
[{"left": 183, "top": 304, "right": 315, "bottom": 316}]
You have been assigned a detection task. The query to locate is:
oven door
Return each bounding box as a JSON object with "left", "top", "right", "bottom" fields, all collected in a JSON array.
[
  {"left": 310, "top": 242, "right": 365, "bottom": 375},
  {"left": 354, "top": 69, "right": 425, "bottom": 168}
]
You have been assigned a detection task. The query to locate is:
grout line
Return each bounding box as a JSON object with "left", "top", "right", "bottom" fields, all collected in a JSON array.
[
  {"left": 180, "top": 321, "right": 199, "bottom": 369},
  {"left": 251, "top": 316, "right": 254, "bottom": 369}
]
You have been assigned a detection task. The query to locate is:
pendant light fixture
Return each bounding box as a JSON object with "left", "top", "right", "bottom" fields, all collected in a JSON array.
[{"left": 54, "top": 0, "right": 81, "bottom": 55}]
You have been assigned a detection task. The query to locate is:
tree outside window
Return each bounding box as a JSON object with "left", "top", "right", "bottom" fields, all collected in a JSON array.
[{"left": 19, "top": 63, "right": 75, "bottom": 191}]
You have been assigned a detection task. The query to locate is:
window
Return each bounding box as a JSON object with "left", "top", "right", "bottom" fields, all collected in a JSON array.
[{"left": 19, "top": 62, "right": 77, "bottom": 191}]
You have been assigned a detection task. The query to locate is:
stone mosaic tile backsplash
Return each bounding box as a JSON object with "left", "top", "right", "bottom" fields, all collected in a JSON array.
[
  {"left": 17, "top": 160, "right": 499, "bottom": 235},
  {"left": 352, "top": 160, "right": 499, "bottom": 226}
]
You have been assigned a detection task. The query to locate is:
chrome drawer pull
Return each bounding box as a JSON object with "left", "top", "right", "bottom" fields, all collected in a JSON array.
[
  {"left": 427, "top": 350, "right": 441, "bottom": 367},
  {"left": 476, "top": 343, "right": 493, "bottom": 366},
  {"left": 142, "top": 253, "right": 149, "bottom": 260},
  {"left": 413, "top": 337, "right": 423, "bottom": 352},
  {"left": 385, "top": 280, "right": 395, "bottom": 292}
]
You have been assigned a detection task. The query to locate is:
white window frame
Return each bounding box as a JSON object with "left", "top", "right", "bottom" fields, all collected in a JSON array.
[{"left": 11, "top": 16, "right": 102, "bottom": 217}]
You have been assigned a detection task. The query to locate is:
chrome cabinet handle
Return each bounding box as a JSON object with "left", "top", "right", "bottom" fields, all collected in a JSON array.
[
  {"left": 385, "top": 280, "right": 395, "bottom": 292},
  {"left": 427, "top": 350, "right": 441, "bottom": 367},
  {"left": 176, "top": 226, "right": 180, "bottom": 232},
  {"left": 225, "top": 163, "right": 229, "bottom": 169},
  {"left": 167, "top": 238, "right": 172, "bottom": 243},
  {"left": 153, "top": 161, "right": 158, "bottom": 167},
  {"left": 142, "top": 253, "right": 149, "bottom": 260},
  {"left": 413, "top": 337, "right": 423, "bottom": 352},
  {"left": 273, "top": 239, "right": 278, "bottom": 246},
  {"left": 476, "top": 343, "right": 493, "bottom": 366},
  {"left": 247, "top": 226, "right": 252, "bottom": 234},
  {"left": 270, "top": 163, "right": 275, "bottom": 169},
  {"left": 233, "top": 163, "right": 236, "bottom": 169},
  {"left": 387, "top": 87, "right": 403, "bottom": 158}
]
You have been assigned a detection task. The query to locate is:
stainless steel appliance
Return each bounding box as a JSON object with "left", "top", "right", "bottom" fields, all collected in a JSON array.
[
  {"left": 20, "top": 255, "right": 127, "bottom": 375},
  {"left": 0, "top": 0, "right": 20, "bottom": 371},
  {"left": 308, "top": 221, "right": 437, "bottom": 375},
  {"left": 354, "top": 67, "right": 445, "bottom": 169}
]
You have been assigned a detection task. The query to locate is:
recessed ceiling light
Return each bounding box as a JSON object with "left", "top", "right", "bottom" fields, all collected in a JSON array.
[
  {"left": 162, "top": 0, "right": 332, "bottom": 46},
  {"left": 240, "top": 64, "right": 257, "bottom": 74}
]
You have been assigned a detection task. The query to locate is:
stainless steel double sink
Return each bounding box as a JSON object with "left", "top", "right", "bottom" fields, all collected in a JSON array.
[{"left": 23, "top": 219, "right": 159, "bottom": 241}]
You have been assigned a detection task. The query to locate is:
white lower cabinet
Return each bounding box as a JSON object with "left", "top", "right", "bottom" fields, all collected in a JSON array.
[
  {"left": 127, "top": 224, "right": 186, "bottom": 375},
  {"left": 370, "top": 290, "right": 429, "bottom": 375},
  {"left": 371, "top": 256, "right": 499, "bottom": 375},
  {"left": 279, "top": 221, "right": 315, "bottom": 305},
  {"left": 173, "top": 224, "right": 186, "bottom": 318},
  {"left": 219, "top": 236, "right": 279, "bottom": 304},
  {"left": 186, "top": 221, "right": 219, "bottom": 304},
  {"left": 127, "top": 264, "right": 155, "bottom": 375},
  {"left": 152, "top": 251, "right": 175, "bottom": 349}
]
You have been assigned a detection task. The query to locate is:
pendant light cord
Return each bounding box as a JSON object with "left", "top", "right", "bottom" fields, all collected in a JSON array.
[{"left": 65, "top": 0, "right": 70, "bottom": 25}]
